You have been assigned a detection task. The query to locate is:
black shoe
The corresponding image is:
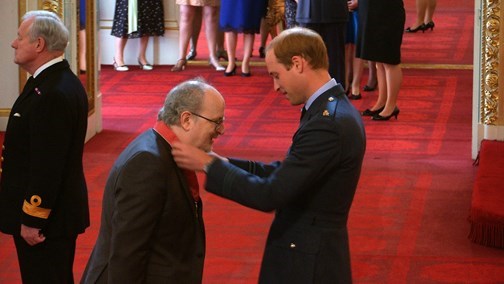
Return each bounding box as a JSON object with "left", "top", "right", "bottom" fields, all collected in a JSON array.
[
  {"left": 348, "top": 94, "right": 362, "bottom": 100},
  {"left": 241, "top": 72, "right": 251, "bottom": 77},
  {"left": 424, "top": 21, "right": 435, "bottom": 31},
  {"left": 362, "top": 106, "right": 385, "bottom": 116},
  {"left": 224, "top": 65, "right": 236, "bottom": 77},
  {"left": 259, "top": 47, "right": 265, "bottom": 58},
  {"left": 363, "top": 84, "right": 376, "bottom": 92},
  {"left": 405, "top": 24, "right": 427, "bottom": 33},
  {"left": 186, "top": 49, "right": 197, "bottom": 61},
  {"left": 372, "top": 107, "right": 400, "bottom": 121}
]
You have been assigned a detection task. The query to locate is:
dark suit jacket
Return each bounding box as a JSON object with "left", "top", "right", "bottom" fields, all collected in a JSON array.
[
  {"left": 205, "top": 85, "right": 366, "bottom": 283},
  {"left": 296, "top": 0, "right": 349, "bottom": 24},
  {"left": 0, "top": 60, "right": 89, "bottom": 237},
  {"left": 81, "top": 130, "right": 205, "bottom": 284}
]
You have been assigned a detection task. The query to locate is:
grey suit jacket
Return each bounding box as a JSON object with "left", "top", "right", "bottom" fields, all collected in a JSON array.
[
  {"left": 81, "top": 130, "right": 205, "bottom": 284},
  {"left": 205, "top": 85, "right": 366, "bottom": 283}
]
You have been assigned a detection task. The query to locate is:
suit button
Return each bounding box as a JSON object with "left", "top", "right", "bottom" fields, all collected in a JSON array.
[
  {"left": 1, "top": 156, "right": 3, "bottom": 162},
  {"left": 1, "top": 145, "right": 4, "bottom": 150},
  {"left": 290, "top": 243, "right": 296, "bottom": 248}
]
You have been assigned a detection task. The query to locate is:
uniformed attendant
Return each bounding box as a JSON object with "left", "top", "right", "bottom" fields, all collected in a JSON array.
[
  {"left": 0, "top": 10, "right": 89, "bottom": 283},
  {"left": 172, "top": 27, "right": 367, "bottom": 283}
]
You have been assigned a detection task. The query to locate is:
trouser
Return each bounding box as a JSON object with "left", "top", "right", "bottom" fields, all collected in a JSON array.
[{"left": 14, "top": 235, "right": 77, "bottom": 284}]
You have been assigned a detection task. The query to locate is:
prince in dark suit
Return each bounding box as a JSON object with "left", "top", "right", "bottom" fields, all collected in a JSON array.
[
  {"left": 173, "top": 27, "right": 366, "bottom": 283},
  {"left": 81, "top": 79, "right": 226, "bottom": 283},
  {"left": 0, "top": 11, "right": 89, "bottom": 283}
]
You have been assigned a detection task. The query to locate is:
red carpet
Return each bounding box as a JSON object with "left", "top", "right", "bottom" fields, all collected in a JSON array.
[
  {"left": 469, "top": 140, "right": 504, "bottom": 249},
  {"left": 2, "top": 0, "right": 504, "bottom": 282}
]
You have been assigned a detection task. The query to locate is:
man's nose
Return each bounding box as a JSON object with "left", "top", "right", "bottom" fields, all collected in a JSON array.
[{"left": 274, "top": 81, "right": 280, "bottom": 92}]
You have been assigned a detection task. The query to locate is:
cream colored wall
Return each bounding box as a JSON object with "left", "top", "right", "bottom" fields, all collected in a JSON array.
[
  {"left": 0, "top": 2, "right": 21, "bottom": 130},
  {"left": 99, "top": 0, "right": 179, "bottom": 66}
]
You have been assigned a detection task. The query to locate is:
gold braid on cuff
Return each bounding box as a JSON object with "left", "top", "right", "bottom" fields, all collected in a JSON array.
[{"left": 22, "top": 195, "right": 51, "bottom": 219}]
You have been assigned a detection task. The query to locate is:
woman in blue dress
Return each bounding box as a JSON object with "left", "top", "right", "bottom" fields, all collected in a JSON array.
[{"left": 220, "top": 0, "right": 267, "bottom": 77}]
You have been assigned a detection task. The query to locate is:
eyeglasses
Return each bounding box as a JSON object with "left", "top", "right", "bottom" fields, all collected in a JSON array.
[{"left": 190, "top": 112, "right": 225, "bottom": 132}]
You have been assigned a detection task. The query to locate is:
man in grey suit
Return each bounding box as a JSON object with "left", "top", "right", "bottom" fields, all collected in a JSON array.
[
  {"left": 172, "top": 27, "right": 366, "bottom": 283},
  {"left": 81, "top": 78, "right": 226, "bottom": 283}
]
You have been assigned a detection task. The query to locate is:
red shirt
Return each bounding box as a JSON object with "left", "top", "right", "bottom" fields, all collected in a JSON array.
[{"left": 153, "top": 121, "right": 200, "bottom": 201}]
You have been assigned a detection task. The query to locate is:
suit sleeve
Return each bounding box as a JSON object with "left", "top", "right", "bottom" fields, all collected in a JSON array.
[
  {"left": 205, "top": 119, "right": 341, "bottom": 212},
  {"left": 228, "top": 158, "right": 281, "bottom": 177},
  {"left": 107, "top": 151, "right": 170, "bottom": 283},
  {"left": 21, "top": 89, "right": 75, "bottom": 228}
]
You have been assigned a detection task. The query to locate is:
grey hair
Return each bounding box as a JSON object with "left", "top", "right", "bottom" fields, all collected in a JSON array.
[
  {"left": 23, "top": 10, "right": 69, "bottom": 52},
  {"left": 158, "top": 77, "right": 212, "bottom": 126}
]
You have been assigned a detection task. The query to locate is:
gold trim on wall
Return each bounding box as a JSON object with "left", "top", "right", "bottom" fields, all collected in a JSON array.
[
  {"left": 480, "top": 0, "right": 501, "bottom": 125},
  {"left": 86, "top": 0, "right": 96, "bottom": 114},
  {"left": 39, "top": 0, "right": 62, "bottom": 17}
]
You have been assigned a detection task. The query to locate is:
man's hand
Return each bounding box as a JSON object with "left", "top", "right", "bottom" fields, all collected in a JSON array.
[
  {"left": 21, "top": 224, "right": 45, "bottom": 246},
  {"left": 348, "top": 0, "right": 358, "bottom": 11},
  {"left": 172, "top": 142, "right": 215, "bottom": 171}
]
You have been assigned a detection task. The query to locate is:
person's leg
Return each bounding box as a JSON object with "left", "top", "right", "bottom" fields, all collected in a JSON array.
[
  {"left": 379, "top": 63, "right": 402, "bottom": 117},
  {"left": 204, "top": 6, "right": 224, "bottom": 70},
  {"left": 350, "top": 56, "right": 364, "bottom": 96},
  {"left": 114, "top": 37, "right": 128, "bottom": 66},
  {"left": 187, "top": 7, "right": 202, "bottom": 60},
  {"left": 414, "top": 0, "right": 427, "bottom": 28},
  {"left": 424, "top": 0, "right": 437, "bottom": 24},
  {"left": 242, "top": 33, "right": 255, "bottom": 75},
  {"left": 322, "top": 22, "right": 346, "bottom": 88},
  {"left": 259, "top": 18, "right": 269, "bottom": 58},
  {"left": 173, "top": 5, "right": 195, "bottom": 71},
  {"left": 216, "top": 29, "right": 227, "bottom": 60},
  {"left": 138, "top": 36, "right": 149, "bottom": 64},
  {"left": 225, "top": 31, "right": 238, "bottom": 74},
  {"left": 370, "top": 62, "right": 387, "bottom": 111},
  {"left": 178, "top": 5, "right": 195, "bottom": 60},
  {"left": 364, "top": 61, "right": 377, "bottom": 90},
  {"left": 14, "top": 235, "right": 77, "bottom": 284},
  {"left": 78, "top": 29, "right": 86, "bottom": 72},
  {"left": 344, "top": 43, "right": 354, "bottom": 93}
]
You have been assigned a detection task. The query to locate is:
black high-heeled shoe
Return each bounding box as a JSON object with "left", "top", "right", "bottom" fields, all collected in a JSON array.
[
  {"left": 348, "top": 94, "right": 362, "bottom": 100},
  {"left": 363, "top": 84, "right": 376, "bottom": 92},
  {"left": 224, "top": 65, "right": 236, "bottom": 77},
  {"left": 362, "top": 106, "right": 384, "bottom": 116},
  {"left": 405, "top": 24, "right": 426, "bottom": 33},
  {"left": 424, "top": 21, "right": 435, "bottom": 31},
  {"left": 372, "top": 107, "right": 400, "bottom": 121},
  {"left": 259, "top": 46, "right": 265, "bottom": 58},
  {"left": 186, "top": 49, "right": 197, "bottom": 61}
]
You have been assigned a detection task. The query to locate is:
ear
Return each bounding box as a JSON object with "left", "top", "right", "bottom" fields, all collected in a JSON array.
[
  {"left": 291, "top": 55, "right": 304, "bottom": 73},
  {"left": 179, "top": 111, "right": 193, "bottom": 131},
  {"left": 35, "top": 37, "right": 45, "bottom": 52}
]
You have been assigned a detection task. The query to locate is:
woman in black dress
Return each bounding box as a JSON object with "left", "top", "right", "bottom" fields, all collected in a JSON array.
[
  {"left": 356, "top": 0, "right": 405, "bottom": 120},
  {"left": 111, "top": 0, "right": 164, "bottom": 71}
]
